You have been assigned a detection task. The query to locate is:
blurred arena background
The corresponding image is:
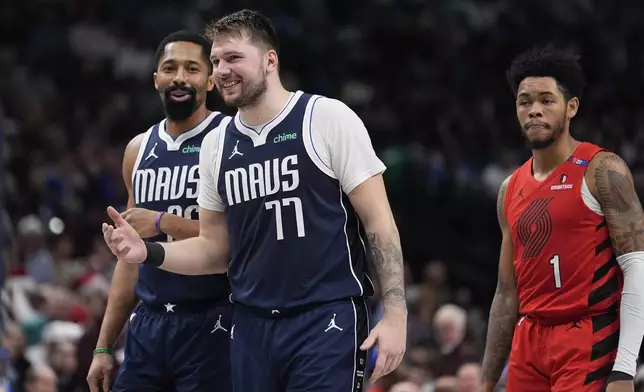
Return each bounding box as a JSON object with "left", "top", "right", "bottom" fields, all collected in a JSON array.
[{"left": 2, "top": 0, "right": 644, "bottom": 391}]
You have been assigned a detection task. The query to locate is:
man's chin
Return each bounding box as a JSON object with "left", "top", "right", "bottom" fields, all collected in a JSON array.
[
  {"left": 527, "top": 137, "right": 556, "bottom": 150},
  {"left": 163, "top": 99, "right": 197, "bottom": 121}
]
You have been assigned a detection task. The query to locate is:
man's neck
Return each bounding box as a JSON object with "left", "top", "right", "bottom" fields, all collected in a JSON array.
[
  {"left": 238, "top": 85, "right": 292, "bottom": 127},
  {"left": 532, "top": 133, "right": 581, "bottom": 179},
  {"left": 165, "top": 105, "right": 210, "bottom": 139}
]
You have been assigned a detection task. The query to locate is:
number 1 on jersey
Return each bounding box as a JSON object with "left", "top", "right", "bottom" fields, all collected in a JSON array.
[
  {"left": 549, "top": 254, "right": 562, "bottom": 289},
  {"left": 265, "top": 197, "right": 306, "bottom": 240}
]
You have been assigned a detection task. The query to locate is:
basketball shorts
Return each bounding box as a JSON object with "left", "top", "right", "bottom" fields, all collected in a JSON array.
[
  {"left": 112, "top": 301, "right": 231, "bottom": 392},
  {"left": 506, "top": 312, "right": 619, "bottom": 392},
  {"left": 230, "top": 297, "right": 370, "bottom": 392}
]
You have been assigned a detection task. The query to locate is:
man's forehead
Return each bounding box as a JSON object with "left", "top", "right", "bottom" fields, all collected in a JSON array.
[
  {"left": 211, "top": 34, "right": 252, "bottom": 51},
  {"left": 161, "top": 41, "right": 204, "bottom": 61},
  {"left": 518, "top": 76, "right": 558, "bottom": 92}
]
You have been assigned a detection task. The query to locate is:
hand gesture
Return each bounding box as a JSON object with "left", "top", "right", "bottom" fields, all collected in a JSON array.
[
  {"left": 606, "top": 380, "right": 634, "bottom": 392},
  {"left": 360, "top": 309, "right": 407, "bottom": 382},
  {"left": 121, "top": 207, "right": 161, "bottom": 238},
  {"left": 102, "top": 206, "right": 147, "bottom": 264},
  {"left": 86, "top": 352, "right": 115, "bottom": 392}
]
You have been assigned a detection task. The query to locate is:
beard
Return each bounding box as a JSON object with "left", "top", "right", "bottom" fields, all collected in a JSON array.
[
  {"left": 522, "top": 117, "right": 566, "bottom": 150},
  {"left": 162, "top": 85, "right": 199, "bottom": 121},
  {"left": 219, "top": 71, "right": 267, "bottom": 108}
]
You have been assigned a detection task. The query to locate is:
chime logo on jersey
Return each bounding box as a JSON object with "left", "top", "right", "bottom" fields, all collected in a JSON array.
[
  {"left": 134, "top": 165, "right": 199, "bottom": 204},
  {"left": 224, "top": 154, "right": 300, "bottom": 205}
]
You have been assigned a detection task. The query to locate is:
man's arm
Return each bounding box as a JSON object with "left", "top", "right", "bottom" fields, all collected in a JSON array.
[
  {"left": 149, "top": 125, "right": 230, "bottom": 275},
  {"left": 348, "top": 175, "right": 406, "bottom": 314},
  {"left": 155, "top": 208, "right": 229, "bottom": 275},
  {"left": 95, "top": 135, "right": 142, "bottom": 350},
  {"left": 588, "top": 152, "right": 644, "bottom": 380},
  {"left": 159, "top": 214, "right": 199, "bottom": 240},
  {"left": 481, "top": 176, "right": 519, "bottom": 391}
]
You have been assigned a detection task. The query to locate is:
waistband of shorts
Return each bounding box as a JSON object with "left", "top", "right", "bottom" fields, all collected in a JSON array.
[
  {"left": 522, "top": 308, "right": 618, "bottom": 326},
  {"left": 141, "top": 297, "right": 230, "bottom": 314},
  {"left": 235, "top": 297, "right": 364, "bottom": 318}
]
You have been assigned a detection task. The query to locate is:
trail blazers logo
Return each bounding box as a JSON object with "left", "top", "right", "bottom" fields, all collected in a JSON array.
[
  {"left": 517, "top": 197, "right": 554, "bottom": 259},
  {"left": 551, "top": 173, "right": 573, "bottom": 191}
]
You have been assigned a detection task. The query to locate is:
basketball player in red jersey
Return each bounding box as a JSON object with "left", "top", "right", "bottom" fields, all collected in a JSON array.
[{"left": 480, "top": 45, "right": 644, "bottom": 392}]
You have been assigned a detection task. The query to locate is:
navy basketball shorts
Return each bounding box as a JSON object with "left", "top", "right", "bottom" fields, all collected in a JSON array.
[
  {"left": 112, "top": 301, "right": 232, "bottom": 392},
  {"left": 230, "top": 297, "right": 370, "bottom": 392}
]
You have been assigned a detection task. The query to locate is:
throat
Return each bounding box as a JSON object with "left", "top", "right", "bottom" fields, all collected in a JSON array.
[
  {"left": 166, "top": 107, "right": 210, "bottom": 138},
  {"left": 532, "top": 139, "right": 581, "bottom": 180}
]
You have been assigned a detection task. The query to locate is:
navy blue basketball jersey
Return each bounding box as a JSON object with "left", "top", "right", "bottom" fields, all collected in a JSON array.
[
  {"left": 215, "top": 91, "right": 375, "bottom": 310},
  {"left": 132, "top": 111, "right": 229, "bottom": 305}
]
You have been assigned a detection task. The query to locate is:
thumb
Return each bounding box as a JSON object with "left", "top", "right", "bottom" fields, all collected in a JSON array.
[
  {"left": 360, "top": 328, "right": 378, "bottom": 351},
  {"left": 107, "top": 206, "right": 127, "bottom": 227}
]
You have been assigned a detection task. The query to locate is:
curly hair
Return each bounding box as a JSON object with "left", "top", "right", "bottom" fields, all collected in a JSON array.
[{"left": 506, "top": 44, "right": 586, "bottom": 101}]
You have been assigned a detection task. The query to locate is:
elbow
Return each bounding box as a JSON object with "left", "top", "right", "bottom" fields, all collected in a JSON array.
[{"left": 362, "top": 213, "right": 399, "bottom": 237}]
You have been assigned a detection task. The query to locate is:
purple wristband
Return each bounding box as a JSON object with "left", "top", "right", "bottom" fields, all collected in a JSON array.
[{"left": 155, "top": 212, "right": 166, "bottom": 235}]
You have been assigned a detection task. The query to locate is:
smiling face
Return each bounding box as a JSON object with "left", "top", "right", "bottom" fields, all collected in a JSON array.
[
  {"left": 153, "top": 41, "right": 214, "bottom": 121},
  {"left": 210, "top": 30, "right": 278, "bottom": 108},
  {"left": 515, "top": 76, "right": 579, "bottom": 150}
]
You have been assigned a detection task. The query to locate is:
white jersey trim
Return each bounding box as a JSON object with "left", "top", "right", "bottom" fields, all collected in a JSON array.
[
  {"left": 350, "top": 298, "right": 359, "bottom": 392},
  {"left": 158, "top": 111, "right": 221, "bottom": 151},
  {"left": 303, "top": 94, "right": 336, "bottom": 179},
  {"left": 233, "top": 91, "right": 303, "bottom": 147},
  {"left": 581, "top": 177, "right": 603, "bottom": 216},
  {"left": 213, "top": 116, "right": 231, "bottom": 207},
  {"left": 131, "top": 126, "right": 154, "bottom": 184},
  {"left": 339, "top": 185, "right": 364, "bottom": 296}
]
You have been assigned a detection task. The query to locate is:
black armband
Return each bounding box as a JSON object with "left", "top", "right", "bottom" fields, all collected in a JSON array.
[
  {"left": 144, "top": 242, "right": 165, "bottom": 267},
  {"left": 606, "top": 371, "right": 634, "bottom": 384}
]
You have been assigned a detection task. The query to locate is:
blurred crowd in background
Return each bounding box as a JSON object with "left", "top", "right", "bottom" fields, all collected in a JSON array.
[{"left": 2, "top": 0, "right": 644, "bottom": 391}]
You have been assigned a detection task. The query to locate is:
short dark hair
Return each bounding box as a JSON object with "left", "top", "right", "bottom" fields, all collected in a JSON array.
[
  {"left": 506, "top": 44, "right": 586, "bottom": 101},
  {"left": 154, "top": 30, "right": 212, "bottom": 72},
  {"left": 204, "top": 9, "right": 279, "bottom": 54}
]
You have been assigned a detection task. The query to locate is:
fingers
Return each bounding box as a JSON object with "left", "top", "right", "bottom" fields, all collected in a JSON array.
[
  {"left": 370, "top": 351, "right": 388, "bottom": 382},
  {"left": 86, "top": 373, "right": 99, "bottom": 392},
  {"left": 102, "top": 371, "right": 112, "bottom": 392},
  {"left": 102, "top": 224, "right": 132, "bottom": 258},
  {"left": 107, "top": 206, "right": 126, "bottom": 226},
  {"left": 360, "top": 330, "right": 377, "bottom": 351}
]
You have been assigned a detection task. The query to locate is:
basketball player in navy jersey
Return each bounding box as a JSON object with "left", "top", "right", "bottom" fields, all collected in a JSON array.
[
  {"left": 102, "top": 10, "right": 407, "bottom": 392},
  {"left": 87, "top": 31, "right": 231, "bottom": 392}
]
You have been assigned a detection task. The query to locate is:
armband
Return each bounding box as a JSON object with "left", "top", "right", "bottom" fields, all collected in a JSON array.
[{"left": 144, "top": 242, "right": 165, "bottom": 267}]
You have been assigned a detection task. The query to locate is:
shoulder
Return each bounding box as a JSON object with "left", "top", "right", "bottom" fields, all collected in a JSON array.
[
  {"left": 122, "top": 132, "right": 147, "bottom": 165},
  {"left": 201, "top": 116, "right": 232, "bottom": 158},
  {"left": 585, "top": 151, "right": 632, "bottom": 199},
  {"left": 497, "top": 173, "right": 517, "bottom": 225},
  {"left": 497, "top": 174, "right": 513, "bottom": 207},
  {"left": 311, "top": 97, "right": 360, "bottom": 124},
  {"left": 124, "top": 133, "right": 146, "bottom": 154}
]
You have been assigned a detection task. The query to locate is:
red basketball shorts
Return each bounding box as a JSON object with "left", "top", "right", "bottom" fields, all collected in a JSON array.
[{"left": 506, "top": 313, "right": 619, "bottom": 392}]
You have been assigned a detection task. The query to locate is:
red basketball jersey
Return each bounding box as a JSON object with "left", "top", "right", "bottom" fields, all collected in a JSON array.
[{"left": 504, "top": 142, "right": 623, "bottom": 323}]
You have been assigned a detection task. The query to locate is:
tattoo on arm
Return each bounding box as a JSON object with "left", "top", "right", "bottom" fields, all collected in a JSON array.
[
  {"left": 366, "top": 232, "right": 406, "bottom": 310},
  {"left": 481, "top": 293, "right": 518, "bottom": 383},
  {"left": 594, "top": 154, "right": 644, "bottom": 255},
  {"left": 496, "top": 176, "right": 510, "bottom": 230},
  {"left": 482, "top": 176, "right": 519, "bottom": 384}
]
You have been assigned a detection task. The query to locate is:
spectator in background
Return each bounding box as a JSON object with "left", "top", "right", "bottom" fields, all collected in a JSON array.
[
  {"left": 390, "top": 381, "right": 421, "bottom": 392},
  {"left": 2, "top": 323, "right": 30, "bottom": 392},
  {"left": 456, "top": 362, "right": 481, "bottom": 392},
  {"left": 15, "top": 217, "right": 53, "bottom": 285},
  {"left": 433, "top": 376, "right": 458, "bottom": 392},
  {"left": 429, "top": 304, "right": 479, "bottom": 377},
  {"left": 23, "top": 365, "right": 56, "bottom": 392},
  {"left": 46, "top": 342, "right": 81, "bottom": 392}
]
